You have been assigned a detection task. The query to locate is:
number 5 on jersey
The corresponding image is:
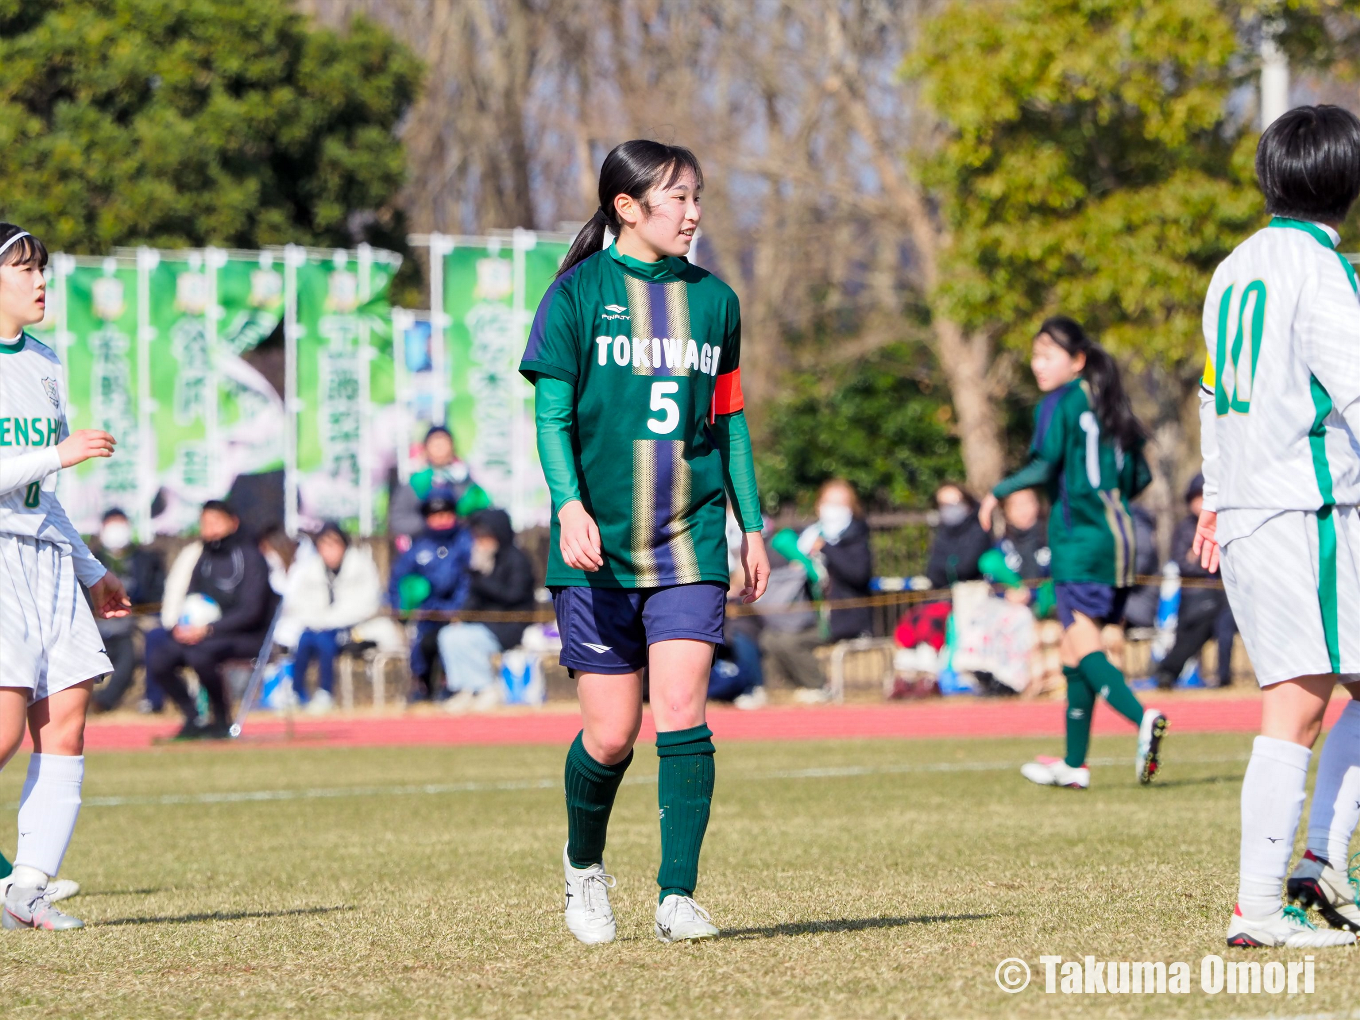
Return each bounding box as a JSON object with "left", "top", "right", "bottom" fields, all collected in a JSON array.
[
  {"left": 647, "top": 381, "right": 681, "bottom": 435},
  {"left": 1214, "top": 280, "right": 1265, "bottom": 416}
]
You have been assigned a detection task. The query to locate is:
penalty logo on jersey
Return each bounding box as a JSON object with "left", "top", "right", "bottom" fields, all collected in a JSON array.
[{"left": 41, "top": 377, "right": 60, "bottom": 410}]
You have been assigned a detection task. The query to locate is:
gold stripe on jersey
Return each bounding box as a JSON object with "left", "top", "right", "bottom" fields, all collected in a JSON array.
[
  {"left": 625, "top": 276, "right": 654, "bottom": 376},
  {"left": 663, "top": 281, "right": 692, "bottom": 373},
  {"left": 631, "top": 439, "right": 660, "bottom": 587},
  {"left": 668, "top": 440, "right": 701, "bottom": 583},
  {"left": 1098, "top": 490, "right": 1136, "bottom": 587}
]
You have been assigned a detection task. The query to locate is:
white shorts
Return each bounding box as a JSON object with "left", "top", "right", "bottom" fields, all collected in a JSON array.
[
  {"left": 1220, "top": 507, "right": 1360, "bottom": 688},
  {"left": 0, "top": 534, "right": 112, "bottom": 702}
]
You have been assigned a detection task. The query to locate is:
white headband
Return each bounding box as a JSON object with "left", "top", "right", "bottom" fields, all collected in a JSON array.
[{"left": 0, "top": 231, "right": 31, "bottom": 261}]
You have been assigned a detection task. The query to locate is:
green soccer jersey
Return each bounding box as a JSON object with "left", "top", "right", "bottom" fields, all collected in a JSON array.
[
  {"left": 519, "top": 245, "right": 744, "bottom": 588},
  {"left": 993, "top": 380, "right": 1151, "bottom": 586}
]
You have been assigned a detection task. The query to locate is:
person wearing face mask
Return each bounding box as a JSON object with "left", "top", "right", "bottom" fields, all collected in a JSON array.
[
  {"left": 387, "top": 426, "right": 491, "bottom": 548},
  {"left": 925, "top": 484, "right": 991, "bottom": 590},
  {"left": 89, "top": 508, "right": 165, "bottom": 713},
  {"left": 387, "top": 490, "right": 473, "bottom": 700},
  {"left": 809, "top": 480, "right": 873, "bottom": 642},
  {"left": 148, "top": 501, "right": 281, "bottom": 739}
]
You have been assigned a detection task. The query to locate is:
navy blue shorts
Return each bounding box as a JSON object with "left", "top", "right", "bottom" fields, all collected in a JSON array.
[
  {"left": 550, "top": 582, "right": 727, "bottom": 674},
  {"left": 1054, "top": 583, "right": 1130, "bottom": 628}
]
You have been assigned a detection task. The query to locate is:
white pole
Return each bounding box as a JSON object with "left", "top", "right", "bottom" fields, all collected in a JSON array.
[
  {"left": 204, "top": 246, "right": 227, "bottom": 497},
  {"left": 283, "top": 244, "right": 304, "bottom": 538},
  {"left": 1261, "top": 20, "right": 1290, "bottom": 129},
  {"left": 429, "top": 233, "right": 453, "bottom": 426},
  {"left": 391, "top": 307, "right": 413, "bottom": 484},
  {"left": 135, "top": 247, "right": 159, "bottom": 543},
  {"left": 357, "top": 243, "right": 374, "bottom": 537}
]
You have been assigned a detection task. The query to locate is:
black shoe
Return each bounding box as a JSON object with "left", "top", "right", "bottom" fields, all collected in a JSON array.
[
  {"left": 171, "top": 719, "right": 209, "bottom": 741},
  {"left": 201, "top": 720, "right": 233, "bottom": 740}
]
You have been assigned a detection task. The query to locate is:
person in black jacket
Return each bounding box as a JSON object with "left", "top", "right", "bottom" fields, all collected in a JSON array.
[
  {"left": 147, "top": 501, "right": 281, "bottom": 738},
  {"left": 812, "top": 479, "right": 874, "bottom": 641},
  {"left": 436, "top": 508, "right": 537, "bottom": 711},
  {"left": 89, "top": 508, "right": 166, "bottom": 712},
  {"left": 925, "top": 483, "right": 990, "bottom": 589},
  {"left": 1154, "top": 474, "right": 1237, "bottom": 688}
]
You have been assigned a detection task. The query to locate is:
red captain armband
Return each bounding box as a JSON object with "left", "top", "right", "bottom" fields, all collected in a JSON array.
[{"left": 709, "top": 368, "right": 745, "bottom": 422}]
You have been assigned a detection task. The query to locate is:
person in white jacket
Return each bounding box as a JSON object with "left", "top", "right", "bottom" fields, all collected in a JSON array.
[{"left": 282, "top": 522, "right": 381, "bottom": 711}]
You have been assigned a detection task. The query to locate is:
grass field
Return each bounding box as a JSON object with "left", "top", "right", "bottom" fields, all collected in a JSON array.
[{"left": 1, "top": 731, "right": 1357, "bottom": 1019}]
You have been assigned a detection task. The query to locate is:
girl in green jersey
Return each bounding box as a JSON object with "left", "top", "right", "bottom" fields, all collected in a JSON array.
[
  {"left": 520, "top": 141, "right": 768, "bottom": 944},
  {"left": 980, "top": 317, "right": 1167, "bottom": 790}
]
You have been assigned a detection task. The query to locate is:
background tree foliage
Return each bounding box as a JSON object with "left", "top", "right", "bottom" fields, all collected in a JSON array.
[
  {"left": 0, "top": 0, "right": 421, "bottom": 253},
  {"left": 756, "top": 345, "right": 965, "bottom": 513}
]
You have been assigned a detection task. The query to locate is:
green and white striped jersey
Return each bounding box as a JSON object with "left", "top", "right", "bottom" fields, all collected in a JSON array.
[{"left": 1200, "top": 218, "right": 1360, "bottom": 545}]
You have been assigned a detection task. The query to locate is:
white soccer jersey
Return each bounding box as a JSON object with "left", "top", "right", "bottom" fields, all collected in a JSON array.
[
  {"left": 1200, "top": 219, "right": 1360, "bottom": 544},
  {"left": 0, "top": 332, "right": 105, "bottom": 585}
]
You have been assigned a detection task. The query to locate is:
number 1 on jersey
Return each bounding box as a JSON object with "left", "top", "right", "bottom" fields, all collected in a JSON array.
[
  {"left": 23, "top": 482, "right": 40, "bottom": 508},
  {"left": 1214, "top": 280, "right": 1265, "bottom": 416}
]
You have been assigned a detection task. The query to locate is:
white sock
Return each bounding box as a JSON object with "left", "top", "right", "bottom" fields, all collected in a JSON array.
[
  {"left": 15, "top": 753, "right": 84, "bottom": 878},
  {"left": 1307, "top": 700, "right": 1360, "bottom": 870},
  {"left": 1239, "top": 735, "right": 1311, "bottom": 919}
]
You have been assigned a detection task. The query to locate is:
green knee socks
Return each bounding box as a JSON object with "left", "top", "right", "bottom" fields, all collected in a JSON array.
[
  {"left": 656, "top": 724, "right": 715, "bottom": 902},
  {"left": 564, "top": 731, "right": 633, "bottom": 869},
  {"left": 1064, "top": 666, "right": 1094, "bottom": 768},
  {"left": 1078, "top": 651, "right": 1144, "bottom": 726}
]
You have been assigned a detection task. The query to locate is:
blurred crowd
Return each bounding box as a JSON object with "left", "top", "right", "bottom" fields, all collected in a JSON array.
[{"left": 80, "top": 427, "right": 1234, "bottom": 731}]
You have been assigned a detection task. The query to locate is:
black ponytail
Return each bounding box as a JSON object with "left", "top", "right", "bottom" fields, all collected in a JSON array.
[
  {"left": 1037, "top": 315, "right": 1147, "bottom": 451},
  {"left": 558, "top": 140, "right": 704, "bottom": 278}
]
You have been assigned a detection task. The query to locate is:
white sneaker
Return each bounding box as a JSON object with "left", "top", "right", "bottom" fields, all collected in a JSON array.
[
  {"left": 562, "top": 844, "right": 616, "bottom": 945},
  {"left": 733, "top": 687, "right": 767, "bottom": 710},
  {"left": 1288, "top": 850, "right": 1360, "bottom": 933},
  {"left": 1226, "top": 903, "right": 1356, "bottom": 948},
  {"left": 303, "top": 689, "right": 334, "bottom": 715},
  {"left": 440, "top": 689, "right": 476, "bottom": 714},
  {"left": 0, "top": 876, "right": 78, "bottom": 903},
  {"left": 655, "top": 894, "right": 719, "bottom": 943},
  {"left": 792, "top": 687, "right": 832, "bottom": 705},
  {"left": 1136, "top": 709, "right": 1168, "bottom": 784},
  {"left": 1020, "top": 756, "right": 1090, "bottom": 789},
  {"left": 470, "top": 687, "right": 502, "bottom": 713}
]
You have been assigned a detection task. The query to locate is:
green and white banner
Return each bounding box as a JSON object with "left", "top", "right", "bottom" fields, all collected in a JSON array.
[
  {"left": 35, "top": 245, "right": 400, "bottom": 538},
  {"left": 413, "top": 230, "right": 570, "bottom": 529}
]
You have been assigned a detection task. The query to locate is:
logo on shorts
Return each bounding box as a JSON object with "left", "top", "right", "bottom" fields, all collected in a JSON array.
[
  {"left": 582, "top": 643, "right": 612, "bottom": 654},
  {"left": 41, "top": 377, "right": 60, "bottom": 409}
]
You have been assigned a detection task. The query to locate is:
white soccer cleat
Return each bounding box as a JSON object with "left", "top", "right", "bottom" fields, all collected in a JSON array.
[
  {"left": 1226, "top": 903, "right": 1356, "bottom": 948},
  {"left": 655, "top": 894, "right": 719, "bottom": 943},
  {"left": 1020, "top": 756, "right": 1089, "bottom": 789},
  {"left": 562, "top": 844, "right": 617, "bottom": 945},
  {"left": 1288, "top": 850, "right": 1360, "bottom": 933},
  {"left": 1136, "top": 708, "right": 1168, "bottom": 784},
  {"left": 2, "top": 884, "right": 84, "bottom": 931},
  {"left": 0, "top": 875, "right": 78, "bottom": 903}
]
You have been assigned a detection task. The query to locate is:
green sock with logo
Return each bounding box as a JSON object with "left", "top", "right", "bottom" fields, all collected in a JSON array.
[
  {"left": 564, "top": 731, "right": 632, "bottom": 869},
  {"left": 1078, "top": 651, "right": 1144, "bottom": 727},
  {"left": 656, "top": 724, "right": 716, "bottom": 902},
  {"left": 1064, "top": 666, "right": 1094, "bottom": 768}
]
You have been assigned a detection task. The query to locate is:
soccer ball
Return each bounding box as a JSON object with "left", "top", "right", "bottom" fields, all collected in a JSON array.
[{"left": 179, "top": 593, "right": 222, "bottom": 628}]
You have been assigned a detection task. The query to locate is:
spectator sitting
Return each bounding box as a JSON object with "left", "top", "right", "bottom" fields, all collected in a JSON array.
[
  {"left": 148, "top": 500, "right": 280, "bottom": 739},
  {"left": 979, "top": 488, "right": 1055, "bottom": 615},
  {"left": 388, "top": 490, "right": 472, "bottom": 700},
  {"left": 925, "top": 483, "right": 991, "bottom": 589},
  {"left": 436, "top": 508, "right": 536, "bottom": 712},
  {"left": 90, "top": 508, "right": 166, "bottom": 713},
  {"left": 1154, "top": 473, "right": 1237, "bottom": 688},
  {"left": 813, "top": 479, "right": 874, "bottom": 642},
  {"left": 1122, "top": 503, "right": 1162, "bottom": 630},
  {"left": 282, "top": 522, "right": 383, "bottom": 713},
  {"left": 388, "top": 426, "right": 490, "bottom": 546},
  {"left": 756, "top": 528, "right": 827, "bottom": 701}
]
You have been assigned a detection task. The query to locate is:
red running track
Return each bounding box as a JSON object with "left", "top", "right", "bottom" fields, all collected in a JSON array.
[{"left": 65, "top": 697, "right": 1351, "bottom": 752}]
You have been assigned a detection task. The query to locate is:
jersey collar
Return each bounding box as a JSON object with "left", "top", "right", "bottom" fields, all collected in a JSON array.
[
  {"left": 0, "top": 331, "right": 28, "bottom": 355},
  {"left": 1268, "top": 216, "right": 1341, "bottom": 248},
  {"left": 607, "top": 242, "right": 685, "bottom": 282}
]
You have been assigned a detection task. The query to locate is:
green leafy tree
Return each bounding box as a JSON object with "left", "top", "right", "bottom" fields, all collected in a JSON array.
[
  {"left": 909, "top": 0, "right": 1264, "bottom": 492},
  {"left": 0, "top": 0, "right": 421, "bottom": 253},
  {"left": 757, "top": 345, "right": 965, "bottom": 513}
]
